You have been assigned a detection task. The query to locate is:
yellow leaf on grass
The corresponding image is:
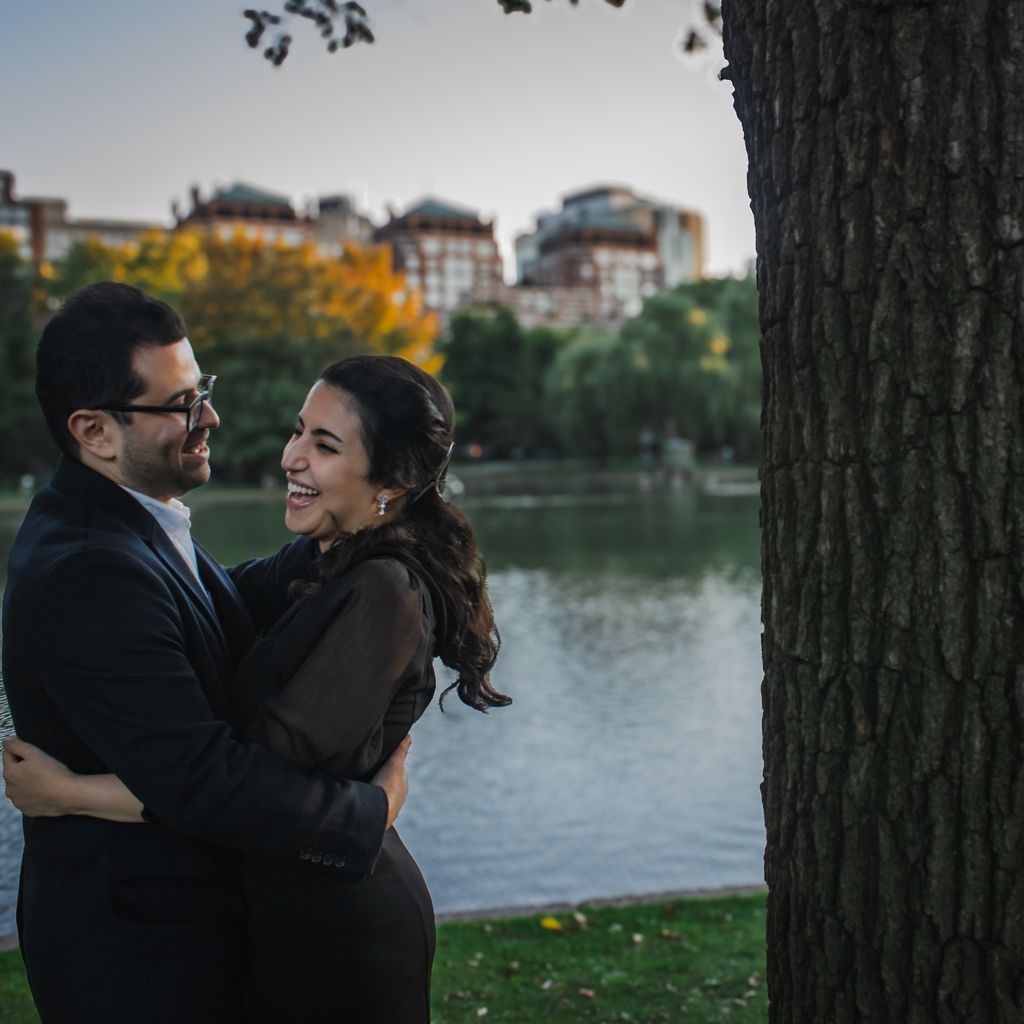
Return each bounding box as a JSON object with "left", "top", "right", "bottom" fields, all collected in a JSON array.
[{"left": 540, "top": 916, "right": 564, "bottom": 932}]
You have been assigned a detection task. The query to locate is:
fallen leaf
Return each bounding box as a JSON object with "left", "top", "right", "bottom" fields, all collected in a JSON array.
[
  {"left": 578, "top": 988, "right": 596, "bottom": 998},
  {"left": 540, "top": 916, "right": 564, "bottom": 932}
]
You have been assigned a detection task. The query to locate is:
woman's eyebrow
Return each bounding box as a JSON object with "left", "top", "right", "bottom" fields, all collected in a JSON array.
[{"left": 311, "top": 427, "right": 344, "bottom": 443}]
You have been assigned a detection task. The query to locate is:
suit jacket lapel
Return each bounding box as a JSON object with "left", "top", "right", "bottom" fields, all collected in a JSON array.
[
  {"left": 49, "top": 458, "right": 247, "bottom": 668},
  {"left": 146, "top": 523, "right": 211, "bottom": 608},
  {"left": 195, "top": 544, "right": 257, "bottom": 665}
]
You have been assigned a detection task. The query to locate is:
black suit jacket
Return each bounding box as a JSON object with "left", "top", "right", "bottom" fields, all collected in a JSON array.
[{"left": 1, "top": 457, "right": 388, "bottom": 1023}]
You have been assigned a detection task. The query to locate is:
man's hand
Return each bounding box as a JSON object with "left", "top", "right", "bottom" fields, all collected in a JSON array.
[{"left": 371, "top": 735, "right": 411, "bottom": 830}]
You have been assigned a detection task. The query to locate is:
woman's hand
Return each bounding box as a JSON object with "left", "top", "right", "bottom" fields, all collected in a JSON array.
[
  {"left": 2, "top": 737, "right": 79, "bottom": 816},
  {"left": 2, "top": 737, "right": 145, "bottom": 822}
]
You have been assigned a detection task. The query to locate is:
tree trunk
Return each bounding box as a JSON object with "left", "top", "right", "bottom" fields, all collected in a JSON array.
[{"left": 722, "top": 0, "right": 1024, "bottom": 1019}]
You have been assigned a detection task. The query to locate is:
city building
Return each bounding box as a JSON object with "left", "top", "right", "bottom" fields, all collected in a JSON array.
[
  {"left": 0, "top": 171, "right": 38, "bottom": 261},
  {"left": 175, "top": 182, "right": 313, "bottom": 246},
  {"left": 462, "top": 282, "right": 607, "bottom": 331},
  {"left": 0, "top": 170, "right": 163, "bottom": 262},
  {"left": 513, "top": 185, "right": 705, "bottom": 322},
  {"left": 374, "top": 199, "right": 504, "bottom": 320},
  {"left": 43, "top": 203, "right": 167, "bottom": 261},
  {"left": 2, "top": 171, "right": 709, "bottom": 336},
  {"left": 312, "top": 193, "right": 376, "bottom": 256}
]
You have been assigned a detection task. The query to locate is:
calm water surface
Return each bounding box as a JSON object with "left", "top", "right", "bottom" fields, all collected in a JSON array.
[{"left": 0, "top": 487, "right": 765, "bottom": 936}]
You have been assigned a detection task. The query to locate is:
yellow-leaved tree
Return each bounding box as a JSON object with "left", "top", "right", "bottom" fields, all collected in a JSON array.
[{"left": 42, "top": 228, "right": 439, "bottom": 479}]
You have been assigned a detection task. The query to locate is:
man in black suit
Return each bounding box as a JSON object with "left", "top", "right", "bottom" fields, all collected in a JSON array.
[{"left": 1, "top": 283, "right": 409, "bottom": 1022}]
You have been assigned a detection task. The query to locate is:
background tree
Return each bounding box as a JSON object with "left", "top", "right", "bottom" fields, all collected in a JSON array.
[
  {"left": 542, "top": 286, "right": 760, "bottom": 460},
  {"left": 545, "top": 327, "right": 627, "bottom": 458},
  {"left": 723, "top": 0, "right": 1024, "bottom": 1019},
  {"left": 442, "top": 285, "right": 759, "bottom": 461},
  {"left": 619, "top": 288, "right": 757, "bottom": 454},
  {"left": 441, "top": 306, "right": 566, "bottom": 457},
  {"left": 676, "top": 274, "right": 761, "bottom": 459},
  {"left": 0, "top": 236, "right": 48, "bottom": 484},
  {"left": 178, "top": 234, "right": 437, "bottom": 479},
  {"left": 29, "top": 230, "right": 438, "bottom": 480}
]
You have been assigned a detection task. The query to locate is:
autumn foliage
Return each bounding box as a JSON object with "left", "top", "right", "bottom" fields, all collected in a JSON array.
[{"left": 3, "top": 228, "right": 439, "bottom": 481}]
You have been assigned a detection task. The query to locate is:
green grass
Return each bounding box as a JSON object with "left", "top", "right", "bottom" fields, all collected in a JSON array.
[
  {"left": 0, "top": 947, "right": 36, "bottom": 1024},
  {"left": 432, "top": 893, "right": 767, "bottom": 1023},
  {"left": 0, "top": 892, "right": 767, "bottom": 1023}
]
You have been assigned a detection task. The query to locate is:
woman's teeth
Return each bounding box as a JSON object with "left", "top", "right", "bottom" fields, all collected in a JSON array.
[{"left": 288, "top": 483, "right": 319, "bottom": 496}]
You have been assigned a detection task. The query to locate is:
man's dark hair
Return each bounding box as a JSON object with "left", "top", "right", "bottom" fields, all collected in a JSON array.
[{"left": 36, "top": 282, "right": 187, "bottom": 458}]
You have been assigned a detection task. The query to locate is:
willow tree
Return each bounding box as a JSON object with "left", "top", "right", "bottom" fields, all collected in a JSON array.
[{"left": 245, "top": 0, "right": 1024, "bottom": 1017}]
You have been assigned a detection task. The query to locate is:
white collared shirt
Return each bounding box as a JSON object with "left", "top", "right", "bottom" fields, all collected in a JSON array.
[{"left": 121, "top": 486, "right": 202, "bottom": 585}]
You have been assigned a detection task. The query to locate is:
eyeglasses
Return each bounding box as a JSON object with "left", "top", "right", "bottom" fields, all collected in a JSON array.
[{"left": 97, "top": 374, "right": 217, "bottom": 433}]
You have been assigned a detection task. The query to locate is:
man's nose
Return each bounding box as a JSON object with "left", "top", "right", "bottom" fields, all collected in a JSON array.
[{"left": 199, "top": 399, "right": 220, "bottom": 430}]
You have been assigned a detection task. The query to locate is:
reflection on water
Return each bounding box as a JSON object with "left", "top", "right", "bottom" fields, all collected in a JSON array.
[{"left": 0, "top": 488, "right": 764, "bottom": 936}]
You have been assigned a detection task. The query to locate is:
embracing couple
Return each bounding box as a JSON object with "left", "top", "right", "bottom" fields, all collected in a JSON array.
[{"left": 1, "top": 282, "right": 510, "bottom": 1022}]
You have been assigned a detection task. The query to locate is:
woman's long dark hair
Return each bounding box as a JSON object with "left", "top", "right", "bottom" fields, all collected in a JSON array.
[{"left": 295, "top": 355, "right": 510, "bottom": 712}]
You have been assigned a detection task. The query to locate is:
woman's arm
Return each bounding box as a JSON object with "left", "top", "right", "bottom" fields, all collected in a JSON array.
[
  {"left": 247, "top": 559, "right": 429, "bottom": 773},
  {"left": 2, "top": 737, "right": 145, "bottom": 823}
]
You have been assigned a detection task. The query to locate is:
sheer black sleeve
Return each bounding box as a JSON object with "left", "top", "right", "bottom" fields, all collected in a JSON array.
[{"left": 244, "top": 559, "right": 434, "bottom": 779}]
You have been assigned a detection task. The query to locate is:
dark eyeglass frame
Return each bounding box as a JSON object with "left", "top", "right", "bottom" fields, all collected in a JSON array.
[{"left": 96, "top": 374, "right": 217, "bottom": 433}]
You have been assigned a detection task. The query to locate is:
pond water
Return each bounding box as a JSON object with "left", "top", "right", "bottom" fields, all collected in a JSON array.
[{"left": 0, "top": 485, "right": 765, "bottom": 937}]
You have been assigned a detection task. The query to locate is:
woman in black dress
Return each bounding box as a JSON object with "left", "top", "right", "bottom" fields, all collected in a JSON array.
[{"left": 4, "top": 355, "right": 511, "bottom": 1022}]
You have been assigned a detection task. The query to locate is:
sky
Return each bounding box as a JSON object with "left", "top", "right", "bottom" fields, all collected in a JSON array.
[{"left": 2, "top": 0, "right": 755, "bottom": 278}]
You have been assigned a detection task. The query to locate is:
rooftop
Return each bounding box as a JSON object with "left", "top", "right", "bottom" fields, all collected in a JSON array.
[
  {"left": 562, "top": 184, "right": 638, "bottom": 207},
  {"left": 209, "top": 183, "right": 295, "bottom": 208},
  {"left": 402, "top": 198, "right": 483, "bottom": 222}
]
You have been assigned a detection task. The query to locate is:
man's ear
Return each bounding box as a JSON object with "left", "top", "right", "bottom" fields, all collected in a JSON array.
[{"left": 67, "top": 410, "right": 120, "bottom": 462}]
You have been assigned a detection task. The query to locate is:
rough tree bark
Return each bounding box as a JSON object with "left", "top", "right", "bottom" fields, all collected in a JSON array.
[{"left": 722, "top": 0, "right": 1024, "bottom": 1019}]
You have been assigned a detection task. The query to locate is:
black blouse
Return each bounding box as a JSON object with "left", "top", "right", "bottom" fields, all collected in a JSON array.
[{"left": 230, "top": 557, "right": 437, "bottom": 782}]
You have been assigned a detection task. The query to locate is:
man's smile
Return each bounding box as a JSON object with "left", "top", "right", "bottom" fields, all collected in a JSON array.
[{"left": 182, "top": 431, "right": 210, "bottom": 459}]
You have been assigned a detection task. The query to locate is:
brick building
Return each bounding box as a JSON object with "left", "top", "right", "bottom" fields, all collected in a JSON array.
[
  {"left": 374, "top": 199, "right": 503, "bottom": 320},
  {"left": 0, "top": 170, "right": 163, "bottom": 263},
  {"left": 175, "top": 183, "right": 312, "bottom": 246},
  {"left": 514, "top": 185, "right": 705, "bottom": 322}
]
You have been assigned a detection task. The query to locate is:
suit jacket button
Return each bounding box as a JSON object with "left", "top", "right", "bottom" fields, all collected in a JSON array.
[
  {"left": 323, "top": 854, "right": 334, "bottom": 866},
  {"left": 299, "top": 848, "right": 311, "bottom": 860},
  {"left": 335, "top": 858, "right": 346, "bottom": 869},
  {"left": 311, "top": 852, "right": 323, "bottom": 864}
]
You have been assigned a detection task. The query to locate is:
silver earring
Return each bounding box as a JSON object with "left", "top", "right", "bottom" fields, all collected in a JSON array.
[{"left": 376, "top": 495, "right": 389, "bottom": 517}]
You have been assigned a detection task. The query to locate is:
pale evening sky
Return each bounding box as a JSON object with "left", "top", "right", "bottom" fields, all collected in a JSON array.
[{"left": 2, "top": 0, "right": 755, "bottom": 278}]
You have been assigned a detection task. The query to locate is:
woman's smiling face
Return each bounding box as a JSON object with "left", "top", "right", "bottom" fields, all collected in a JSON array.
[{"left": 281, "top": 381, "right": 386, "bottom": 549}]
